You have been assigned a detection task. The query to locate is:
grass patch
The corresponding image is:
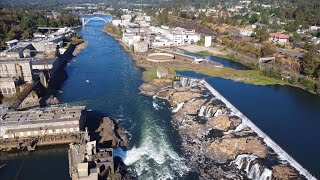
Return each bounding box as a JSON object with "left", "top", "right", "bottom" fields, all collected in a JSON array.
[
  {"left": 174, "top": 67, "right": 286, "bottom": 85},
  {"left": 63, "top": 42, "right": 72, "bottom": 49},
  {"left": 71, "top": 36, "right": 84, "bottom": 44},
  {"left": 143, "top": 70, "right": 158, "bottom": 80}
]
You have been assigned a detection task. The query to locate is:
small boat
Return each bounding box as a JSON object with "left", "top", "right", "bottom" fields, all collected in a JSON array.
[{"left": 86, "top": 80, "right": 90, "bottom": 83}]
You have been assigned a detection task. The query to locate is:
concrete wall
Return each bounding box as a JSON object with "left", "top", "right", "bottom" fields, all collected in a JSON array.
[
  {"left": 205, "top": 36, "right": 212, "bottom": 47},
  {"left": 133, "top": 42, "right": 148, "bottom": 53},
  {"left": 0, "top": 59, "right": 33, "bottom": 82},
  {"left": 0, "top": 78, "right": 16, "bottom": 96}
]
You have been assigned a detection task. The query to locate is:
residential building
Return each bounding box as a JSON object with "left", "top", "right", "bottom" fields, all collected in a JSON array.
[{"left": 269, "top": 33, "right": 289, "bottom": 44}]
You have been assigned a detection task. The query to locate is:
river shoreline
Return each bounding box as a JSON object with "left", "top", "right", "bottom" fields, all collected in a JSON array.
[{"left": 102, "top": 25, "right": 315, "bottom": 179}]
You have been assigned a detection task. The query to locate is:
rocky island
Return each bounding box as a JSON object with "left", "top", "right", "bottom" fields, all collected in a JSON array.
[{"left": 140, "top": 76, "right": 305, "bottom": 179}]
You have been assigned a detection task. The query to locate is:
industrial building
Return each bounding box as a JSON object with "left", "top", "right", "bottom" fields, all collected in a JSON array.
[
  {"left": 69, "top": 141, "right": 115, "bottom": 180},
  {"left": 0, "top": 105, "right": 86, "bottom": 140},
  {"left": 0, "top": 58, "right": 33, "bottom": 83}
]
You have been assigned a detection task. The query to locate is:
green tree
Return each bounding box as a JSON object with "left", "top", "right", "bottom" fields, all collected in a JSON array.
[
  {"left": 301, "top": 51, "right": 320, "bottom": 77},
  {"left": 260, "top": 43, "right": 275, "bottom": 57},
  {"left": 255, "top": 28, "right": 269, "bottom": 42}
]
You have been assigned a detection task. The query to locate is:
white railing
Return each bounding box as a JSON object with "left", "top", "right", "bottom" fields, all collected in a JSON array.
[{"left": 203, "top": 80, "right": 317, "bottom": 180}]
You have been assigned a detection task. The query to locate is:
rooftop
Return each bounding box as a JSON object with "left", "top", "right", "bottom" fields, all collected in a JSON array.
[
  {"left": 270, "top": 33, "right": 289, "bottom": 39},
  {"left": 1, "top": 105, "right": 86, "bottom": 126},
  {"left": 5, "top": 39, "right": 18, "bottom": 44}
]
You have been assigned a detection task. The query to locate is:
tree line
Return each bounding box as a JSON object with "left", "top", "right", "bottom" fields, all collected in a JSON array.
[{"left": 0, "top": 7, "right": 80, "bottom": 48}]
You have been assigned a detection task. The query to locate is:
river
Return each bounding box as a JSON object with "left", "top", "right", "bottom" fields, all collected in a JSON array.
[{"left": 0, "top": 15, "right": 319, "bottom": 179}]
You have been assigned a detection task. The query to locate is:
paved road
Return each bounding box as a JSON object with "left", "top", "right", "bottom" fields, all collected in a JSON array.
[{"left": 276, "top": 48, "right": 303, "bottom": 59}]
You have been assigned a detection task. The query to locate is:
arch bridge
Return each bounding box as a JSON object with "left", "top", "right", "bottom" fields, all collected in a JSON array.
[{"left": 80, "top": 17, "right": 111, "bottom": 26}]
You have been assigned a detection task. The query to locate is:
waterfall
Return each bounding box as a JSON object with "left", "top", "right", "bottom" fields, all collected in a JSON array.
[
  {"left": 245, "top": 156, "right": 256, "bottom": 173},
  {"left": 214, "top": 109, "right": 223, "bottom": 117},
  {"left": 232, "top": 154, "right": 257, "bottom": 172},
  {"left": 259, "top": 168, "right": 272, "bottom": 180},
  {"left": 172, "top": 102, "right": 184, "bottom": 113},
  {"left": 247, "top": 164, "right": 272, "bottom": 180},
  {"left": 248, "top": 164, "right": 261, "bottom": 179},
  {"left": 198, "top": 106, "right": 206, "bottom": 116},
  {"left": 205, "top": 107, "right": 212, "bottom": 118},
  {"left": 232, "top": 154, "right": 272, "bottom": 180}
]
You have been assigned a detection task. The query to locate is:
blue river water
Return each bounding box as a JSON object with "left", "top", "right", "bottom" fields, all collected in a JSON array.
[{"left": 0, "top": 15, "right": 319, "bottom": 179}]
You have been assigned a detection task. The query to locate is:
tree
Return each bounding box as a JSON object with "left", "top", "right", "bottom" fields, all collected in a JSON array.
[
  {"left": 301, "top": 51, "right": 320, "bottom": 77},
  {"left": 255, "top": 28, "right": 269, "bottom": 42},
  {"left": 260, "top": 42, "right": 275, "bottom": 57}
]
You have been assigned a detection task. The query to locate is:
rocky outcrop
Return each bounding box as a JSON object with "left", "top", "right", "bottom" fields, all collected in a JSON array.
[
  {"left": 170, "top": 91, "right": 202, "bottom": 106},
  {"left": 95, "top": 117, "right": 129, "bottom": 147},
  {"left": 207, "top": 115, "right": 241, "bottom": 131},
  {"left": 204, "top": 134, "right": 267, "bottom": 164},
  {"left": 272, "top": 165, "right": 302, "bottom": 180},
  {"left": 181, "top": 99, "right": 207, "bottom": 115},
  {"left": 139, "top": 79, "right": 172, "bottom": 96}
]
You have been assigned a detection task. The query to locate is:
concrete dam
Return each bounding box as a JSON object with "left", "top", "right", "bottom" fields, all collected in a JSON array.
[{"left": 202, "top": 80, "right": 317, "bottom": 180}]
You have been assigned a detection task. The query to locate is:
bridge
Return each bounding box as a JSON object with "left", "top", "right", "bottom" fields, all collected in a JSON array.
[{"left": 80, "top": 17, "right": 111, "bottom": 26}]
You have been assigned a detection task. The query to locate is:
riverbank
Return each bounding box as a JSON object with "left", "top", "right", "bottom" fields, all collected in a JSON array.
[
  {"left": 103, "top": 24, "right": 315, "bottom": 179},
  {"left": 178, "top": 45, "right": 320, "bottom": 95},
  {"left": 73, "top": 41, "right": 88, "bottom": 56}
]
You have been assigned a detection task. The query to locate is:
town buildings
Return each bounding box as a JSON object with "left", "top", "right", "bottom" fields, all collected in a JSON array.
[{"left": 0, "top": 27, "right": 75, "bottom": 97}]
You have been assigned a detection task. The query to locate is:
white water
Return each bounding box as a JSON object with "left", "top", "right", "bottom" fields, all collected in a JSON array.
[
  {"left": 198, "top": 106, "right": 206, "bottom": 116},
  {"left": 203, "top": 80, "right": 317, "bottom": 180},
  {"left": 205, "top": 107, "right": 212, "bottom": 118},
  {"left": 214, "top": 108, "right": 223, "bottom": 117},
  {"left": 259, "top": 168, "right": 272, "bottom": 180},
  {"left": 172, "top": 102, "right": 185, "bottom": 113},
  {"left": 153, "top": 101, "right": 160, "bottom": 110},
  {"left": 232, "top": 154, "right": 257, "bottom": 170},
  {"left": 248, "top": 164, "right": 261, "bottom": 179},
  {"left": 116, "top": 122, "right": 189, "bottom": 179},
  {"left": 232, "top": 154, "right": 272, "bottom": 180}
]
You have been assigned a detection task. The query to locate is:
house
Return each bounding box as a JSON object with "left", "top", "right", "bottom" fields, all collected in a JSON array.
[
  {"left": 269, "top": 33, "right": 289, "bottom": 44},
  {"left": 309, "top": 26, "right": 320, "bottom": 31},
  {"left": 311, "top": 37, "right": 320, "bottom": 44}
]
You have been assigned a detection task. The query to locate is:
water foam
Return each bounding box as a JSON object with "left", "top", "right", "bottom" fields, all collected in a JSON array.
[
  {"left": 172, "top": 102, "right": 184, "bottom": 113},
  {"left": 122, "top": 116, "right": 189, "bottom": 179}
]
